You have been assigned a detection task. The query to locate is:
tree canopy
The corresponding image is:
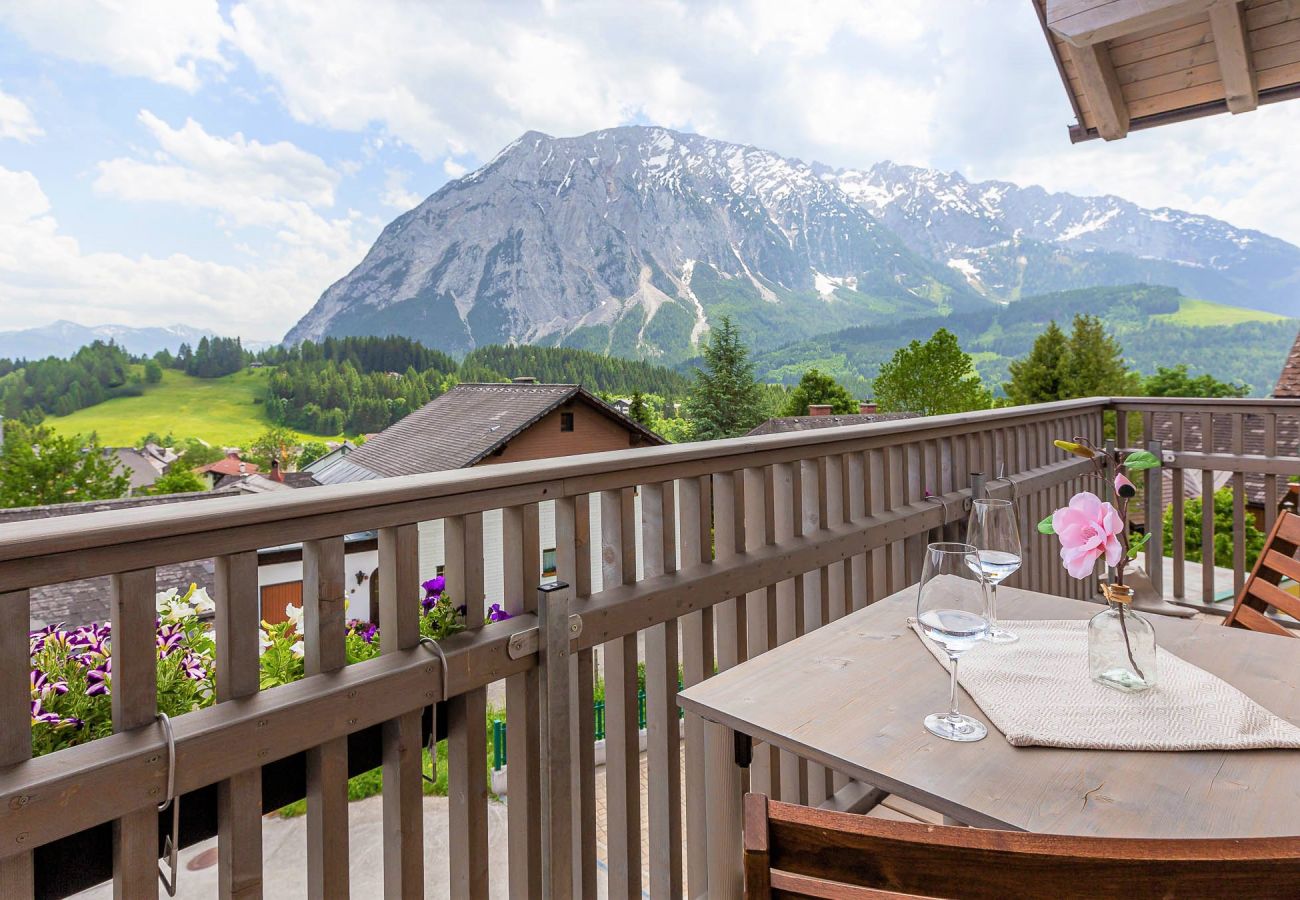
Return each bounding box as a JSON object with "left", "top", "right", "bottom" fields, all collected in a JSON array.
[
  {"left": 0, "top": 422, "right": 130, "bottom": 508},
  {"left": 685, "top": 317, "right": 767, "bottom": 440},
  {"left": 872, "top": 328, "right": 991, "bottom": 416},
  {"left": 1144, "top": 364, "right": 1249, "bottom": 398},
  {"left": 780, "top": 369, "right": 858, "bottom": 416}
]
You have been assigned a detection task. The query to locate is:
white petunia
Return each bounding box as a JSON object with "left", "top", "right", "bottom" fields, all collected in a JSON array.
[
  {"left": 289, "top": 640, "right": 305, "bottom": 658},
  {"left": 284, "top": 603, "right": 304, "bottom": 629},
  {"left": 190, "top": 587, "right": 215, "bottom": 614}
]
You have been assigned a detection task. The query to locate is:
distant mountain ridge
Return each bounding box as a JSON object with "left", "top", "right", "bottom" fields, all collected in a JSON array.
[
  {"left": 286, "top": 126, "right": 1300, "bottom": 358},
  {"left": 0, "top": 322, "right": 273, "bottom": 360}
]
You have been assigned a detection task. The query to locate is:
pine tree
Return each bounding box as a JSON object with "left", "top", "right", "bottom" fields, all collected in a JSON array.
[
  {"left": 684, "top": 317, "right": 766, "bottom": 440},
  {"left": 780, "top": 369, "right": 858, "bottom": 416},
  {"left": 1063, "top": 314, "right": 1140, "bottom": 397},
  {"left": 1004, "top": 321, "right": 1069, "bottom": 405},
  {"left": 872, "top": 328, "right": 992, "bottom": 417},
  {"left": 628, "top": 391, "right": 654, "bottom": 427}
]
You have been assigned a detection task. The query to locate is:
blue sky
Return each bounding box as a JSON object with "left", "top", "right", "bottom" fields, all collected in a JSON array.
[{"left": 1, "top": 0, "right": 1297, "bottom": 340}]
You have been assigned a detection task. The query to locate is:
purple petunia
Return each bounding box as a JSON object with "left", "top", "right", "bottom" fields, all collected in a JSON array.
[
  {"left": 422, "top": 575, "right": 446, "bottom": 598},
  {"left": 486, "top": 603, "right": 512, "bottom": 623}
]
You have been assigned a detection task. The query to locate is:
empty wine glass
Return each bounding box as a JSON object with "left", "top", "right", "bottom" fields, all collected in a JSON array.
[
  {"left": 966, "top": 498, "right": 1022, "bottom": 644},
  {"left": 916, "top": 542, "right": 989, "bottom": 742}
]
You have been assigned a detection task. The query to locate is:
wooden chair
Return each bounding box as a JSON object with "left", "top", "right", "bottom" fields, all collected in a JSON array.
[
  {"left": 1224, "top": 509, "right": 1300, "bottom": 637},
  {"left": 743, "top": 793, "right": 1300, "bottom": 899}
]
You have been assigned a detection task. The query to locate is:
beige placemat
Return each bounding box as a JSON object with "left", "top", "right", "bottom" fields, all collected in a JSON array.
[{"left": 909, "top": 618, "right": 1300, "bottom": 751}]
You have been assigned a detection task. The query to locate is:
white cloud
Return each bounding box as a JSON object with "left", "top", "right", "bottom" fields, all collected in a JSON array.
[
  {"left": 0, "top": 0, "right": 230, "bottom": 91},
  {"left": 0, "top": 87, "right": 42, "bottom": 141},
  {"left": 442, "top": 159, "right": 467, "bottom": 179},
  {"left": 380, "top": 168, "right": 422, "bottom": 210}
]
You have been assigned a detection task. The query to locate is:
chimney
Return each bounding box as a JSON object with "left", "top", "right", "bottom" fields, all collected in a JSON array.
[
  {"left": 859, "top": 401, "right": 878, "bottom": 414},
  {"left": 512, "top": 376, "right": 537, "bottom": 384},
  {"left": 271, "top": 457, "right": 284, "bottom": 483},
  {"left": 808, "top": 404, "right": 832, "bottom": 417}
]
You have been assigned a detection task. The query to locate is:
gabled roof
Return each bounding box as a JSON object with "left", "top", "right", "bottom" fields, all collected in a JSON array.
[
  {"left": 312, "top": 383, "right": 665, "bottom": 483},
  {"left": 746, "top": 412, "right": 918, "bottom": 436},
  {"left": 1275, "top": 330, "right": 1300, "bottom": 398},
  {"left": 197, "top": 454, "right": 259, "bottom": 477}
]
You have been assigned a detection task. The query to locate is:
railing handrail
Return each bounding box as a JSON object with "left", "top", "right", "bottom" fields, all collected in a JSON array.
[
  {"left": 0, "top": 397, "right": 1110, "bottom": 590},
  {"left": 1109, "top": 396, "right": 1300, "bottom": 412}
]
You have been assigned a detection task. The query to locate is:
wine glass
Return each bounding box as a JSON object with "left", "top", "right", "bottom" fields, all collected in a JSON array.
[
  {"left": 916, "top": 542, "right": 989, "bottom": 742},
  {"left": 966, "top": 498, "right": 1022, "bottom": 644}
]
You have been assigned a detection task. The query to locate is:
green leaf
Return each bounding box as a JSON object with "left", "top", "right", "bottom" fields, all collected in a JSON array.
[
  {"left": 1126, "top": 532, "right": 1152, "bottom": 559},
  {"left": 1123, "top": 450, "right": 1161, "bottom": 470},
  {"left": 1037, "top": 515, "right": 1055, "bottom": 534}
]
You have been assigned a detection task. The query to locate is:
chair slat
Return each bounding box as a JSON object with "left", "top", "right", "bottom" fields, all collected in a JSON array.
[
  {"left": 215, "top": 552, "right": 265, "bottom": 900},
  {"left": 111, "top": 569, "right": 159, "bottom": 900},
  {"left": 0, "top": 590, "right": 34, "bottom": 900},
  {"left": 1227, "top": 511, "right": 1300, "bottom": 635},
  {"left": 1279, "top": 512, "right": 1300, "bottom": 545},
  {"left": 1263, "top": 548, "right": 1300, "bottom": 587},
  {"left": 1248, "top": 580, "right": 1300, "bottom": 627},
  {"left": 377, "top": 525, "right": 424, "bottom": 898},
  {"left": 749, "top": 795, "right": 1300, "bottom": 899}
]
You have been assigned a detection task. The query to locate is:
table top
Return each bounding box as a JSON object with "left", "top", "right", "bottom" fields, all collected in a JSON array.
[{"left": 677, "top": 584, "right": 1300, "bottom": 838}]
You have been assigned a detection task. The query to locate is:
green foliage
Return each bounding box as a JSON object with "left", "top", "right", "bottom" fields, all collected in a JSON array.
[
  {"left": 297, "top": 441, "right": 332, "bottom": 468},
  {"left": 628, "top": 392, "right": 653, "bottom": 427},
  {"left": 872, "top": 328, "right": 992, "bottom": 416},
  {"left": 1063, "top": 314, "right": 1141, "bottom": 397},
  {"left": 461, "top": 344, "right": 690, "bottom": 397},
  {"left": 0, "top": 422, "right": 130, "bottom": 508},
  {"left": 1122, "top": 450, "right": 1160, "bottom": 471},
  {"left": 143, "top": 359, "right": 163, "bottom": 384},
  {"left": 1143, "top": 364, "right": 1249, "bottom": 398},
  {"left": 182, "top": 336, "right": 249, "bottom": 378},
  {"left": 1162, "top": 487, "right": 1266, "bottom": 573},
  {"left": 780, "top": 369, "right": 858, "bottom": 416},
  {"left": 685, "top": 317, "right": 767, "bottom": 440},
  {"left": 247, "top": 426, "right": 302, "bottom": 471},
  {"left": 144, "top": 468, "right": 207, "bottom": 496},
  {"left": 0, "top": 340, "right": 132, "bottom": 423},
  {"left": 176, "top": 438, "right": 225, "bottom": 470},
  {"left": 1004, "top": 321, "right": 1068, "bottom": 405}
]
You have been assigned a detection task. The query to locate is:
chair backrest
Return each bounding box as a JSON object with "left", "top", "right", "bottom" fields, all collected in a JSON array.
[
  {"left": 743, "top": 793, "right": 1300, "bottom": 899},
  {"left": 1224, "top": 509, "right": 1300, "bottom": 637}
]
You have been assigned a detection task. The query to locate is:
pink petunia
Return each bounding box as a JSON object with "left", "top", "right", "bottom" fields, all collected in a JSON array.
[{"left": 1051, "top": 491, "right": 1125, "bottom": 579}]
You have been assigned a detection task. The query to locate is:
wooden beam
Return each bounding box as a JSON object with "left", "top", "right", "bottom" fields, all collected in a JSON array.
[
  {"left": 1048, "top": 0, "right": 1216, "bottom": 47},
  {"left": 1068, "top": 41, "right": 1132, "bottom": 139},
  {"left": 1209, "top": 0, "right": 1258, "bottom": 112}
]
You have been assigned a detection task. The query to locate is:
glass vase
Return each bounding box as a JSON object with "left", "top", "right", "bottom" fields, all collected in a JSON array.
[{"left": 1088, "top": 584, "right": 1157, "bottom": 693}]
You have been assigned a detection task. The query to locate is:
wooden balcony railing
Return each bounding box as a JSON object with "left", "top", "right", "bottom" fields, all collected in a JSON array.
[{"left": 0, "top": 396, "right": 1291, "bottom": 899}]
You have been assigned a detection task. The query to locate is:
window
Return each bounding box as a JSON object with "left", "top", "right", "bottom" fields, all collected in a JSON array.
[
  {"left": 542, "top": 548, "right": 557, "bottom": 577},
  {"left": 560, "top": 412, "right": 574, "bottom": 432}
]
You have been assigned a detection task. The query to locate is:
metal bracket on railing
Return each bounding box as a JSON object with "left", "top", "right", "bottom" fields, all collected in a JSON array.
[
  {"left": 925, "top": 493, "right": 962, "bottom": 526},
  {"left": 990, "top": 464, "right": 1019, "bottom": 504},
  {"left": 507, "top": 614, "right": 583, "bottom": 660},
  {"left": 156, "top": 712, "right": 179, "bottom": 897},
  {"left": 418, "top": 636, "right": 449, "bottom": 785}
]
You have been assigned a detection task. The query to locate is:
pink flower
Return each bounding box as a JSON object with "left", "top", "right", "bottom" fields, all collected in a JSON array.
[
  {"left": 1114, "top": 472, "right": 1136, "bottom": 498},
  {"left": 1052, "top": 491, "right": 1124, "bottom": 579}
]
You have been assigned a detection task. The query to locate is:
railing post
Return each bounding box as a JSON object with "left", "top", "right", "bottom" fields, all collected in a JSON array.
[
  {"left": 537, "top": 580, "right": 574, "bottom": 899},
  {"left": 0, "top": 590, "right": 33, "bottom": 900},
  {"left": 1144, "top": 439, "right": 1164, "bottom": 597}
]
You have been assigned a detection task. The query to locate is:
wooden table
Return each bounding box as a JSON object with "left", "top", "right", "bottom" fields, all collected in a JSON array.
[{"left": 678, "top": 584, "right": 1300, "bottom": 898}]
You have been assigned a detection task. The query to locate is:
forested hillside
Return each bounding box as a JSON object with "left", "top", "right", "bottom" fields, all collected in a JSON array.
[
  {"left": 753, "top": 286, "right": 1296, "bottom": 397},
  {"left": 459, "top": 345, "right": 692, "bottom": 396},
  {"left": 0, "top": 341, "right": 134, "bottom": 422}
]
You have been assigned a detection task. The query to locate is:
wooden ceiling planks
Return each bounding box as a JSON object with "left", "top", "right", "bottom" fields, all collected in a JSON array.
[{"left": 1038, "top": 0, "right": 1300, "bottom": 140}]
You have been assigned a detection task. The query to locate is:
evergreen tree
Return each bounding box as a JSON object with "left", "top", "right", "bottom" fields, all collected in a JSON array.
[
  {"left": 0, "top": 423, "right": 131, "bottom": 508},
  {"left": 627, "top": 391, "right": 654, "bottom": 427},
  {"left": 684, "top": 317, "right": 766, "bottom": 441},
  {"left": 1004, "top": 321, "right": 1069, "bottom": 405},
  {"left": 780, "top": 369, "right": 858, "bottom": 416},
  {"left": 143, "top": 359, "right": 164, "bottom": 384},
  {"left": 1063, "top": 314, "right": 1140, "bottom": 397},
  {"left": 873, "top": 328, "right": 992, "bottom": 417}
]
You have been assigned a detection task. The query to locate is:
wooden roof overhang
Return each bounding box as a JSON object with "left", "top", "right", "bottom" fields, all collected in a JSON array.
[{"left": 1035, "top": 0, "right": 1300, "bottom": 141}]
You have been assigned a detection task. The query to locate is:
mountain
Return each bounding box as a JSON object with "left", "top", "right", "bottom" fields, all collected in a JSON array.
[
  {"left": 0, "top": 321, "right": 273, "bottom": 360},
  {"left": 753, "top": 285, "right": 1297, "bottom": 398},
  {"left": 287, "top": 126, "right": 1300, "bottom": 358},
  {"left": 831, "top": 162, "right": 1300, "bottom": 315}
]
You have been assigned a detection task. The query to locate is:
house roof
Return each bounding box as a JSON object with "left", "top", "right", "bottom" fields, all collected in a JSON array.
[
  {"left": 1035, "top": 0, "right": 1300, "bottom": 143},
  {"left": 197, "top": 454, "right": 259, "bottom": 477},
  {"left": 1149, "top": 410, "right": 1300, "bottom": 511},
  {"left": 312, "top": 383, "right": 665, "bottom": 483},
  {"left": 104, "top": 447, "right": 167, "bottom": 491},
  {"left": 746, "top": 412, "right": 919, "bottom": 437},
  {"left": 1275, "top": 331, "right": 1300, "bottom": 398}
]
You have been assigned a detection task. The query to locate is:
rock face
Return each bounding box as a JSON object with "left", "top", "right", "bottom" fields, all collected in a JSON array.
[{"left": 286, "top": 126, "right": 1300, "bottom": 357}]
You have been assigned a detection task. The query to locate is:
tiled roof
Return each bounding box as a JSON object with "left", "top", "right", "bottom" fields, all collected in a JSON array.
[
  {"left": 31, "top": 559, "right": 215, "bottom": 629},
  {"left": 198, "top": 456, "right": 259, "bottom": 476},
  {"left": 313, "top": 383, "right": 664, "bottom": 483},
  {"left": 1276, "top": 330, "right": 1300, "bottom": 398},
  {"left": 746, "top": 412, "right": 919, "bottom": 436}
]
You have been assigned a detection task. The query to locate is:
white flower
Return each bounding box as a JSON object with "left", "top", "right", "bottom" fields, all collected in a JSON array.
[
  {"left": 289, "top": 640, "right": 305, "bottom": 658},
  {"left": 258, "top": 632, "right": 272, "bottom": 655},
  {"left": 190, "top": 587, "right": 215, "bottom": 615},
  {"left": 155, "top": 588, "right": 179, "bottom": 614},
  {"left": 284, "top": 603, "right": 304, "bottom": 629}
]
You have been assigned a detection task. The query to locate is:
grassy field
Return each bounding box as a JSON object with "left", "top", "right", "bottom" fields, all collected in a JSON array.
[
  {"left": 46, "top": 368, "right": 336, "bottom": 446},
  {"left": 1156, "top": 297, "right": 1289, "bottom": 327}
]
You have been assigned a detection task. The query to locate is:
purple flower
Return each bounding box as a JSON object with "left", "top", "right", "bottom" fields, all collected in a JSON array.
[
  {"left": 30, "top": 698, "right": 61, "bottom": 725},
  {"left": 156, "top": 624, "right": 184, "bottom": 658},
  {"left": 421, "top": 575, "right": 446, "bottom": 598},
  {"left": 30, "top": 671, "right": 69, "bottom": 696},
  {"left": 180, "top": 652, "right": 207, "bottom": 681},
  {"left": 86, "top": 661, "right": 111, "bottom": 697},
  {"left": 486, "top": 603, "right": 512, "bottom": 623}
]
